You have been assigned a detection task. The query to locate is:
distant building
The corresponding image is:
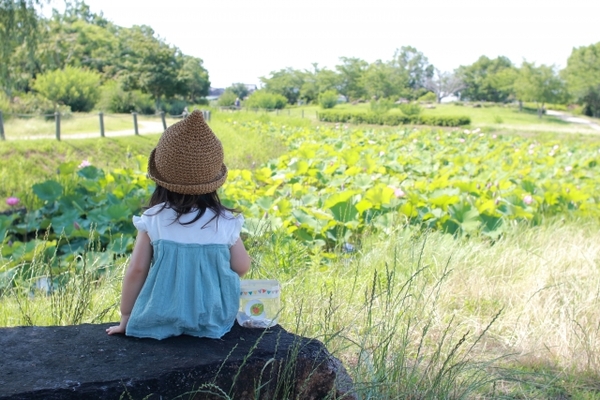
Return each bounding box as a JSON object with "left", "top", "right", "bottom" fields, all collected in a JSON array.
[{"left": 206, "top": 87, "right": 225, "bottom": 101}]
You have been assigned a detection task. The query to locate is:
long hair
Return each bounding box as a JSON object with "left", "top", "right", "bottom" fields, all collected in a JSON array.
[{"left": 147, "top": 185, "right": 239, "bottom": 226}]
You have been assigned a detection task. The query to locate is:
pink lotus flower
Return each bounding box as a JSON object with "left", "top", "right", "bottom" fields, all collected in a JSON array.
[
  {"left": 523, "top": 195, "right": 534, "bottom": 205},
  {"left": 393, "top": 188, "right": 405, "bottom": 198},
  {"left": 6, "top": 197, "right": 19, "bottom": 206},
  {"left": 78, "top": 160, "right": 91, "bottom": 168}
]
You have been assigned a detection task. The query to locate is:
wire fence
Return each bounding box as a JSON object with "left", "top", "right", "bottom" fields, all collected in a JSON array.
[{"left": 0, "top": 110, "right": 211, "bottom": 141}]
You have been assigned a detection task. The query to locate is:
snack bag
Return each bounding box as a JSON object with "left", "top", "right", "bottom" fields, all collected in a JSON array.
[{"left": 236, "top": 279, "right": 280, "bottom": 328}]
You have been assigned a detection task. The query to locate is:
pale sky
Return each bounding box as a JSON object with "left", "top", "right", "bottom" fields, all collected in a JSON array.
[{"left": 46, "top": 0, "right": 600, "bottom": 89}]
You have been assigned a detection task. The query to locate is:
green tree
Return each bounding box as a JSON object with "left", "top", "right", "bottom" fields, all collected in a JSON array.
[
  {"left": 32, "top": 65, "right": 101, "bottom": 111},
  {"left": 117, "top": 25, "right": 184, "bottom": 108},
  {"left": 300, "top": 63, "right": 341, "bottom": 104},
  {"left": 563, "top": 42, "right": 600, "bottom": 117},
  {"left": 361, "top": 60, "right": 408, "bottom": 100},
  {"left": 227, "top": 83, "right": 250, "bottom": 100},
  {"left": 391, "top": 46, "right": 433, "bottom": 95},
  {"left": 457, "top": 56, "right": 516, "bottom": 102},
  {"left": 178, "top": 55, "right": 210, "bottom": 103},
  {"left": 514, "top": 62, "right": 567, "bottom": 117},
  {"left": 336, "top": 57, "right": 368, "bottom": 101},
  {"left": 0, "top": 0, "right": 41, "bottom": 98},
  {"left": 260, "top": 68, "right": 304, "bottom": 105}
]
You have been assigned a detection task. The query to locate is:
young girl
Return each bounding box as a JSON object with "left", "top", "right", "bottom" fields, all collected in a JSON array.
[{"left": 106, "top": 110, "right": 251, "bottom": 340}]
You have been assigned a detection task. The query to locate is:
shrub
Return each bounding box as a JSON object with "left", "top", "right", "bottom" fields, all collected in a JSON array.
[
  {"left": 8, "top": 92, "right": 71, "bottom": 118},
  {"left": 318, "top": 110, "right": 470, "bottom": 127},
  {"left": 244, "top": 90, "right": 287, "bottom": 110},
  {"left": 370, "top": 98, "right": 395, "bottom": 115},
  {"left": 398, "top": 103, "right": 422, "bottom": 117},
  {"left": 418, "top": 92, "right": 437, "bottom": 103},
  {"left": 99, "top": 82, "right": 154, "bottom": 114},
  {"left": 32, "top": 66, "right": 101, "bottom": 112},
  {"left": 166, "top": 99, "right": 188, "bottom": 116},
  {"left": 217, "top": 90, "right": 237, "bottom": 107},
  {"left": 318, "top": 90, "right": 338, "bottom": 109}
]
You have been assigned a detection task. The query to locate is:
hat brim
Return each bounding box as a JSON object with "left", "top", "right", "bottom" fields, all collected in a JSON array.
[{"left": 147, "top": 148, "right": 228, "bottom": 195}]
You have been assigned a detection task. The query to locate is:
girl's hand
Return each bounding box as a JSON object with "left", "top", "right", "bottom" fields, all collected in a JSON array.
[{"left": 106, "top": 314, "right": 130, "bottom": 335}]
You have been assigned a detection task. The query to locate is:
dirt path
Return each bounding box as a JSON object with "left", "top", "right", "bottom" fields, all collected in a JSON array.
[
  {"left": 546, "top": 110, "right": 600, "bottom": 132},
  {"left": 6, "top": 121, "right": 165, "bottom": 141}
]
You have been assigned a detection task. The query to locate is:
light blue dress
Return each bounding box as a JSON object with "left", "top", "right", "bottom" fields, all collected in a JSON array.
[{"left": 125, "top": 204, "right": 243, "bottom": 340}]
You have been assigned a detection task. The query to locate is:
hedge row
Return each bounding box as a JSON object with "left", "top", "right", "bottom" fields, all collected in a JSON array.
[{"left": 318, "top": 110, "right": 471, "bottom": 127}]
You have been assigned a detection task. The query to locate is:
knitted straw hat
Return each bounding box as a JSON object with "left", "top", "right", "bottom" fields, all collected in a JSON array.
[{"left": 147, "top": 110, "right": 227, "bottom": 195}]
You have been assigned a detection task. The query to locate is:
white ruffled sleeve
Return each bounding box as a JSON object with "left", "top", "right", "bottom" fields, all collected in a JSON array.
[
  {"left": 228, "top": 214, "right": 244, "bottom": 247},
  {"left": 132, "top": 215, "right": 148, "bottom": 232}
]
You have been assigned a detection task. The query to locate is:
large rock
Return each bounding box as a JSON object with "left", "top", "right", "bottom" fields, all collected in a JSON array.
[{"left": 0, "top": 323, "right": 356, "bottom": 399}]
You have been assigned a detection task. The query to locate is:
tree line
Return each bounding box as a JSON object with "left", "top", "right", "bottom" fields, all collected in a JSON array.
[{"left": 2, "top": 0, "right": 600, "bottom": 118}]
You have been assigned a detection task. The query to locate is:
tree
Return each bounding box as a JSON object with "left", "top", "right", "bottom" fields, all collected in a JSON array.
[
  {"left": 514, "top": 62, "right": 567, "bottom": 117},
  {"left": 178, "top": 55, "right": 210, "bottom": 103},
  {"left": 0, "top": 0, "right": 41, "bottom": 98},
  {"left": 336, "top": 57, "right": 368, "bottom": 101},
  {"left": 227, "top": 83, "right": 250, "bottom": 100},
  {"left": 391, "top": 46, "right": 433, "bottom": 95},
  {"left": 563, "top": 42, "right": 600, "bottom": 117},
  {"left": 260, "top": 68, "right": 305, "bottom": 105},
  {"left": 424, "top": 69, "right": 466, "bottom": 103},
  {"left": 116, "top": 25, "right": 184, "bottom": 108},
  {"left": 457, "top": 56, "right": 516, "bottom": 102},
  {"left": 361, "top": 60, "right": 407, "bottom": 99}
]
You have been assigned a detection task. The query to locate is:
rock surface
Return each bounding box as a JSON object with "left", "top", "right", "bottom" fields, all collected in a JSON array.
[{"left": 0, "top": 323, "right": 356, "bottom": 399}]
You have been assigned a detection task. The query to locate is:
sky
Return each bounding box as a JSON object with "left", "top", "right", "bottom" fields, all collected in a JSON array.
[{"left": 45, "top": 0, "right": 600, "bottom": 89}]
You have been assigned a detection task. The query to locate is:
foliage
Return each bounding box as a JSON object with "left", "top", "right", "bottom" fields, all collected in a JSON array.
[
  {"left": 418, "top": 91, "right": 437, "bottom": 103},
  {"left": 218, "top": 90, "right": 238, "bottom": 107},
  {"left": 398, "top": 102, "right": 422, "bottom": 116},
  {"left": 369, "top": 98, "right": 395, "bottom": 115},
  {"left": 0, "top": 0, "right": 40, "bottom": 98},
  {"left": 227, "top": 83, "right": 250, "bottom": 100},
  {"left": 391, "top": 46, "right": 434, "bottom": 93},
  {"left": 244, "top": 90, "right": 287, "bottom": 110},
  {"left": 259, "top": 68, "right": 304, "bottom": 105},
  {"left": 318, "top": 90, "right": 338, "bottom": 109},
  {"left": 3, "top": 91, "right": 71, "bottom": 117},
  {"left": 177, "top": 55, "right": 210, "bottom": 103},
  {"left": 300, "top": 65, "right": 341, "bottom": 104},
  {"left": 98, "top": 81, "right": 155, "bottom": 114},
  {"left": 336, "top": 57, "right": 369, "bottom": 101},
  {"left": 457, "top": 55, "right": 517, "bottom": 102},
  {"left": 0, "top": 161, "right": 151, "bottom": 284},
  {"left": 361, "top": 60, "right": 408, "bottom": 99},
  {"left": 514, "top": 62, "right": 568, "bottom": 116},
  {"left": 563, "top": 42, "right": 600, "bottom": 117},
  {"left": 31, "top": 66, "right": 101, "bottom": 112},
  {"left": 319, "top": 110, "right": 470, "bottom": 127},
  {"left": 424, "top": 69, "right": 466, "bottom": 103}
]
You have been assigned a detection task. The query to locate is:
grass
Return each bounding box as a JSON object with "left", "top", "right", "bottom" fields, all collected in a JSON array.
[
  {"left": 2, "top": 106, "right": 600, "bottom": 397},
  {"left": 2, "top": 218, "right": 600, "bottom": 398}
]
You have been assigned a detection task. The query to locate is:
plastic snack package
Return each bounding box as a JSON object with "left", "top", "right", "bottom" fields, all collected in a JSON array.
[{"left": 236, "top": 279, "right": 281, "bottom": 329}]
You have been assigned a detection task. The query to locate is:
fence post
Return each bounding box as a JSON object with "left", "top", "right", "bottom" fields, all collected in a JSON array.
[
  {"left": 160, "top": 111, "right": 167, "bottom": 130},
  {"left": 55, "top": 112, "right": 61, "bottom": 141},
  {"left": 132, "top": 112, "right": 139, "bottom": 135},
  {"left": 0, "top": 111, "right": 5, "bottom": 140},
  {"left": 99, "top": 112, "right": 105, "bottom": 137}
]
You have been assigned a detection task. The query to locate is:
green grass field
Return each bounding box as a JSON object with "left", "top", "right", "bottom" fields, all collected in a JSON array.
[{"left": 2, "top": 106, "right": 600, "bottom": 397}]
